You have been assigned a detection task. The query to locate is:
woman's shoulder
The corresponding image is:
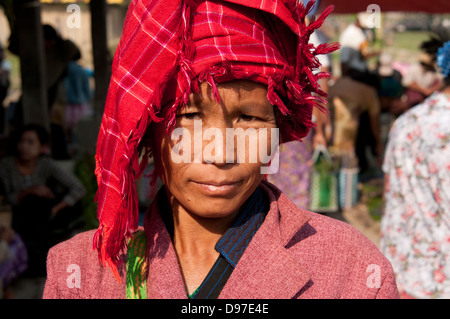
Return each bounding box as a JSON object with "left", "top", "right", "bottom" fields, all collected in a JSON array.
[
  {"left": 305, "top": 210, "right": 379, "bottom": 253},
  {"left": 37, "top": 155, "right": 59, "bottom": 166},
  {"left": 44, "top": 230, "right": 126, "bottom": 298},
  {"left": 263, "top": 181, "right": 377, "bottom": 252},
  {"left": 273, "top": 192, "right": 398, "bottom": 298},
  {"left": 45, "top": 230, "right": 100, "bottom": 280},
  {"left": 0, "top": 156, "right": 15, "bottom": 167},
  {"left": 0, "top": 157, "right": 18, "bottom": 179},
  {"left": 48, "top": 230, "right": 96, "bottom": 256}
]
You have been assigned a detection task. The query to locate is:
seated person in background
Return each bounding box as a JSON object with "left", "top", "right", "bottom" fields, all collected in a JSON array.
[
  {"left": 402, "top": 50, "right": 443, "bottom": 109},
  {"left": 0, "top": 124, "right": 86, "bottom": 276}
]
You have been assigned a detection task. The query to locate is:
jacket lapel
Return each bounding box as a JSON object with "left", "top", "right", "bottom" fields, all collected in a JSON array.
[
  {"left": 218, "top": 230, "right": 312, "bottom": 299},
  {"left": 219, "top": 182, "right": 313, "bottom": 299}
]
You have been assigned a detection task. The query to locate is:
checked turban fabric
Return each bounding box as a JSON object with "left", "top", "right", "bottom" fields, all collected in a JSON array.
[{"left": 93, "top": 0, "right": 339, "bottom": 280}]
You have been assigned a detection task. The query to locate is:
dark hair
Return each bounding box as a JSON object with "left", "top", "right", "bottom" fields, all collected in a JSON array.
[
  {"left": 445, "top": 76, "right": 450, "bottom": 88},
  {"left": 19, "top": 124, "right": 50, "bottom": 146},
  {"left": 420, "top": 28, "right": 450, "bottom": 63},
  {"left": 43, "top": 24, "right": 61, "bottom": 42},
  {"left": 420, "top": 37, "right": 443, "bottom": 57},
  {"left": 7, "top": 124, "right": 50, "bottom": 156}
]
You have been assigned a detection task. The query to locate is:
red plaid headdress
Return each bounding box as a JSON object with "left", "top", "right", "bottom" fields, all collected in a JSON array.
[{"left": 94, "top": 0, "right": 338, "bottom": 280}]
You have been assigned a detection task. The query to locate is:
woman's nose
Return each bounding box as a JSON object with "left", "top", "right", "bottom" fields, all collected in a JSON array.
[{"left": 200, "top": 125, "right": 235, "bottom": 166}]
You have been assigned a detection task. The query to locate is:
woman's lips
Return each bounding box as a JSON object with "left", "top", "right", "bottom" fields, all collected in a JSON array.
[{"left": 192, "top": 180, "right": 241, "bottom": 195}]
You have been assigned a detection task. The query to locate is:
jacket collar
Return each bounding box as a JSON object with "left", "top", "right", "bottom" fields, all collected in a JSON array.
[
  {"left": 261, "top": 181, "right": 311, "bottom": 246},
  {"left": 143, "top": 180, "right": 313, "bottom": 299},
  {"left": 219, "top": 181, "right": 312, "bottom": 298}
]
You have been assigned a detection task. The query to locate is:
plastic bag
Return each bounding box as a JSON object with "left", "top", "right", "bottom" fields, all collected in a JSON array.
[{"left": 308, "top": 145, "right": 339, "bottom": 213}]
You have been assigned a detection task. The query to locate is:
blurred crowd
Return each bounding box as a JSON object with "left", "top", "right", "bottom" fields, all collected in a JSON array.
[
  {"left": 0, "top": 25, "right": 90, "bottom": 298},
  {"left": 266, "top": 13, "right": 450, "bottom": 299}
]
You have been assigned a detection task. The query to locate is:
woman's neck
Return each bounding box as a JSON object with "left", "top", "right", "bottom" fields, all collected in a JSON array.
[
  {"left": 169, "top": 198, "right": 236, "bottom": 257},
  {"left": 15, "top": 157, "right": 38, "bottom": 175},
  {"left": 167, "top": 196, "right": 239, "bottom": 294}
]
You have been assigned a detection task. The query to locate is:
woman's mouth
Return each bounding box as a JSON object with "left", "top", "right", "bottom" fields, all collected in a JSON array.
[{"left": 192, "top": 180, "right": 241, "bottom": 195}]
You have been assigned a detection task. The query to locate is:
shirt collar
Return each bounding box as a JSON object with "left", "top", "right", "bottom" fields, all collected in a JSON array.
[
  {"left": 214, "top": 186, "right": 268, "bottom": 268},
  {"left": 158, "top": 185, "right": 269, "bottom": 269}
]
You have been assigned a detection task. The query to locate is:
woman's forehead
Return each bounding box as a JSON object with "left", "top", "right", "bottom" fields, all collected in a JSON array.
[
  {"left": 21, "top": 130, "right": 39, "bottom": 139},
  {"left": 186, "top": 80, "right": 270, "bottom": 107}
]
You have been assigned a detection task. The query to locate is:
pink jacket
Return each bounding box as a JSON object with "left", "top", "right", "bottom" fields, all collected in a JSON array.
[{"left": 43, "top": 181, "right": 399, "bottom": 299}]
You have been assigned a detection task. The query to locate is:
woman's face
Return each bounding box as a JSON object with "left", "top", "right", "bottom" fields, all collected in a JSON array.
[
  {"left": 17, "top": 130, "right": 44, "bottom": 161},
  {"left": 152, "top": 80, "right": 277, "bottom": 220}
]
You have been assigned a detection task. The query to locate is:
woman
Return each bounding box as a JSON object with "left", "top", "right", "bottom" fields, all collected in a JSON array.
[
  {"left": 43, "top": 0, "right": 398, "bottom": 299},
  {"left": 381, "top": 39, "right": 450, "bottom": 299},
  {"left": 0, "top": 124, "right": 86, "bottom": 276}
]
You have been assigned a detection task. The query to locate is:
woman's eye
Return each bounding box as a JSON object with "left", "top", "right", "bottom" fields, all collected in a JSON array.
[
  {"left": 240, "top": 114, "right": 257, "bottom": 122},
  {"left": 178, "top": 112, "right": 200, "bottom": 120}
]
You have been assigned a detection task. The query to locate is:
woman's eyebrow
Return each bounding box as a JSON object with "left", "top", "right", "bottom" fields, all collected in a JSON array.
[
  {"left": 238, "top": 99, "right": 273, "bottom": 110},
  {"left": 186, "top": 91, "right": 205, "bottom": 108},
  {"left": 181, "top": 101, "right": 201, "bottom": 110}
]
